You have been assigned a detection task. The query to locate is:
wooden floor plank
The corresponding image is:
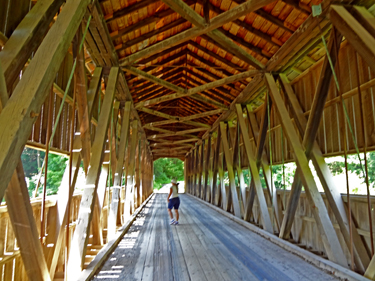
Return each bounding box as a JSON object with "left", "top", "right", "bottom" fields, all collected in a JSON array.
[{"left": 92, "top": 194, "right": 341, "bottom": 281}]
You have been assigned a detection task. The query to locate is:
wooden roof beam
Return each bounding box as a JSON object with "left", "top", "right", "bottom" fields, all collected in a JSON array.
[
  {"left": 147, "top": 127, "right": 207, "bottom": 139},
  {"left": 140, "top": 107, "right": 215, "bottom": 128},
  {"left": 150, "top": 138, "right": 198, "bottom": 146},
  {"left": 186, "top": 61, "right": 243, "bottom": 93},
  {"left": 190, "top": 93, "right": 229, "bottom": 109},
  {"left": 130, "top": 67, "right": 182, "bottom": 91},
  {"left": 188, "top": 40, "right": 247, "bottom": 71},
  {"left": 144, "top": 108, "right": 225, "bottom": 128},
  {"left": 127, "top": 48, "right": 188, "bottom": 84},
  {"left": 131, "top": 71, "right": 184, "bottom": 96},
  {"left": 135, "top": 42, "right": 187, "bottom": 66},
  {"left": 110, "top": 0, "right": 196, "bottom": 41},
  {"left": 105, "top": 0, "right": 156, "bottom": 24},
  {"left": 196, "top": 0, "right": 282, "bottom": 47},
  {"left": 183, "top": 79, "right": 232, "bottom": 106},
  {"left": 187, "top": 51, "right": 245, "bottom": 90},
  {"left": 120, "top": 0, "right": 278, "bottom": 65},
  {"left": 161, "top": 0, "right": 264, "bottom": 69},
  {"left": 127, "top": 65, "right": 258, "bottom": 108},
  {"left": 217, "top": 27, "right": 271, "bottom": 59},
  {"left": 126, "top": 48, "right": 188, "bottom": 81},
  {"left": 115, "top": 18, "right": 188, "bottom": 53},
  {"left": 184, "top": 68, "right": 238, "bottom": 100}
]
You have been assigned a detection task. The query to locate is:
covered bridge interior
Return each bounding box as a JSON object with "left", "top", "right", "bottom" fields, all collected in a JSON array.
[{"left": 1, "top": 0, "right": 375, "bottom": 279}]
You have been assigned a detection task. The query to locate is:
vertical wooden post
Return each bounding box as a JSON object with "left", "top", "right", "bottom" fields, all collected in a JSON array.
[
  {"left": 199, "top": 140, "right": 205, "bottom": 199},
  {"left": 193, "top": 146, "right": 199, "bottom": 196},
  {"left": 204, "top": 134, "right": 212, "bottom": 201},
  {"left": 67, "top": 67, "right": 119, "bottom": 275},
  {"left": 46, "top": 137, "right": 82, "bottom": 279},
  {"left": 136, "top": 138, "right": 142, "bottom": 207}
]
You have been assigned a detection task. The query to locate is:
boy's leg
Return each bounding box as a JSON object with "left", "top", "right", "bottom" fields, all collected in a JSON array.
[
  {"left": 168, "top": 208, "right": 173, "bottom": 219},
  {"left": 174, "top": 209, "right": 179, "bottom": 221}
]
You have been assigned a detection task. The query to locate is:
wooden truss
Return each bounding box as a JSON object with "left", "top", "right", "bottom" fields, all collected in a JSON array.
[{"left": 1, "top": 0, "right": 375, "bottom": 279}]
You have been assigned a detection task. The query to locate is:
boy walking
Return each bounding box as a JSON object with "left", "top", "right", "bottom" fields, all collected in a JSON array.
[{"left": 167, "top": 179, "right": 180, "bottom": 225}]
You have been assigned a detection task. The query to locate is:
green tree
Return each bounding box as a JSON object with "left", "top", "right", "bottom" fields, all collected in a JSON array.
[
  {"left": 21, "top": 148, "right": 67, "bottom": 197},
  {"left": 327, "top": 152, "right": 375, "bottom": 189},
  {"left": 153, "top": 158, "right": 184, "bottom": 189}
]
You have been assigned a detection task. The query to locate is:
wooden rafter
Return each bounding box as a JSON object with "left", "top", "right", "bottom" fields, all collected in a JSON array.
[{"left": 120, "top": 0, "right": 278, "bottom": 65}]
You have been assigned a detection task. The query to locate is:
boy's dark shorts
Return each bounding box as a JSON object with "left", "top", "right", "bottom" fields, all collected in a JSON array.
[{"left": 168, "top": 197, "right": 180, "bottom": 210}]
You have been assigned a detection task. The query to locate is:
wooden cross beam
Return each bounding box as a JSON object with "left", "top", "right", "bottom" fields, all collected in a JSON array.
[
  {"left": 0, "top": 0, "right": 64, "bottom": 90},
  {"left": 67, "top": 67, "right": 119, "bottom": 275},
  {"left": 108, "top": 101, "right": 132, "bottom": 240},
  {"left": 124, "top": 120, "right": 139, "bottom": 219},
  {"left": 150, "top": 138, "right": 198, "bottom": 146},
  {"left": 235, "top": 104, "right": 273, "bottom": 233},
  {"left": 143, "top": 108, "right": 224, "bottom": 128},
  {"left": 125, "top": 66, "right": 258, "bottom": 108},
  {"left": 219, "top": 122, "right": 242, "bottom": 217},
  {"left": 0, "top": 0, "right": 91, "bottom": 208},
  {"left": 330, "top": 5, "right": 375, "bottom": 72},
  {"left": 246, "top": 105, "right": 280, "bottom": 226},
  {"left": 279, "top": 73, "right": 370, "bottom": 272},
  {"left": 120, "top": 0, "right": 276, "bottom": 65},
  {"left": 278, "top": 27, "right": 342, "bottom": 239},
  {"left": 115, "top": 18, "right": 188, "bottom": 53},
  {"left": 147, "top": 127, "right": 207, "bottom": 139},
  {"left": 73, "top": 27, "right": 91, "bottom": 175},
  {"left": 265, "top": 73, "right": 348, "bottom": 267}
]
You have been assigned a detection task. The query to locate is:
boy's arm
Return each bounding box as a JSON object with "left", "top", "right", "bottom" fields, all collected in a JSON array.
[{"left": 167, "top": 188, "right": 172, "bottom": 202}]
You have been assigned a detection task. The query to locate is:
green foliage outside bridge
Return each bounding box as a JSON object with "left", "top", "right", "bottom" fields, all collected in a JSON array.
[
  {"left": 153, "top": 158, "right": 184, "bottom": 190},
  {"left": 19, "top": 146, "right": 375, "bottom": 196}
]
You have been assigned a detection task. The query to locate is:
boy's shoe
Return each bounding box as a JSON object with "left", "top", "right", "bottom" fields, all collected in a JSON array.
[
  {"left": 172, "top": 220, "right": 179, "bottom": 225},
  {"left": 170, "top": 219, "right": 175, "bottom": 225}
]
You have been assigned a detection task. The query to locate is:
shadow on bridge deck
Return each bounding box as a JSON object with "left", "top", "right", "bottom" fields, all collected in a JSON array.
[{"left": 91, "top": 194, "right": 339, "bottom": 281}]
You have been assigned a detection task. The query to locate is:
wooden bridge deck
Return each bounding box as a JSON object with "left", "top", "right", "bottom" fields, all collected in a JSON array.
[{"left": 91, "top": 194, "right": 339, "bottom": 281}]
